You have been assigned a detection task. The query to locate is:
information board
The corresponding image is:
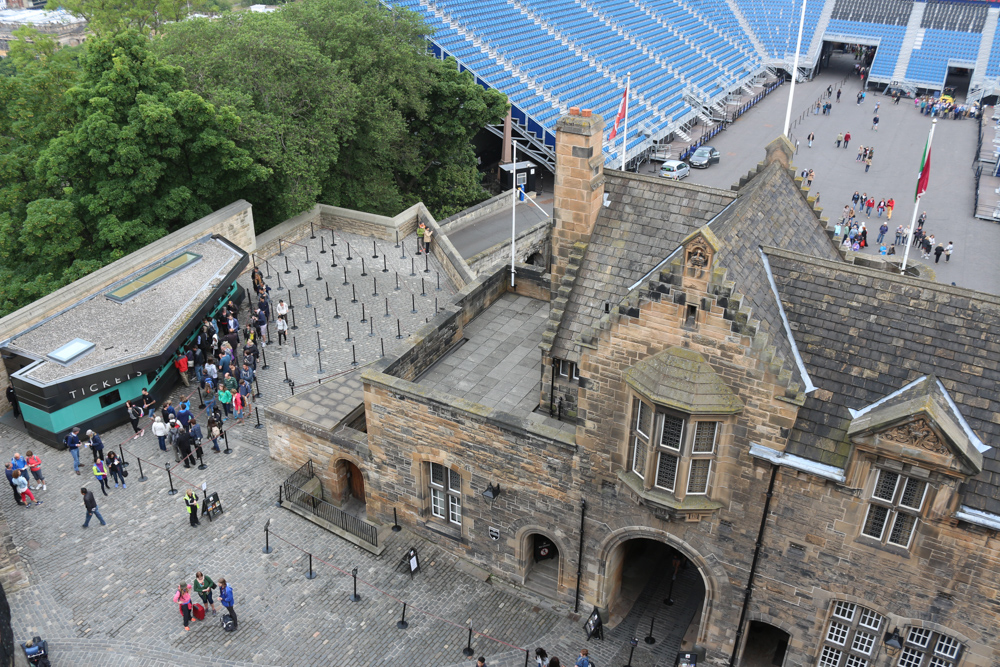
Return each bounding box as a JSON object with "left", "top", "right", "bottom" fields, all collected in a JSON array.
[
  {"left": 202, "top": 492, "right": 223, "bottom": 521},
  {"left": 584, "top": 606, "right": 604, "bottom": 641}
]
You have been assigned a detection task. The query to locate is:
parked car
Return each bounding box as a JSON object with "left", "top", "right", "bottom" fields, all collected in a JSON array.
[
  {"left": 659, "top": 159, "right": 690, "bottom": 180},
  {"left": 689, "top": 146, "right": 721, "bottom": 168}
]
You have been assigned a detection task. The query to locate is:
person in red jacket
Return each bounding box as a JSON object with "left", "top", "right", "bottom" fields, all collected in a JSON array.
[
  {"left": 865, "top": 197, "right": 875, "bottom": 216},
  {"left": 843, "top": 131, "right": 851, "bottom": 149},
  {"left": 174, "top": 350, "right": 190, "bottom": 387}
]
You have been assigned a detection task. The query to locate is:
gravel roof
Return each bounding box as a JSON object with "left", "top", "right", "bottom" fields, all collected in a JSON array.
[{"left": 6, "top": 237, "right": 241, "bottom": 384}]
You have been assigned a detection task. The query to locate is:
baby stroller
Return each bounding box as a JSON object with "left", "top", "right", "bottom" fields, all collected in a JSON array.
[{"left": 22, "top": 635, "right": 50, "bottom": 666}]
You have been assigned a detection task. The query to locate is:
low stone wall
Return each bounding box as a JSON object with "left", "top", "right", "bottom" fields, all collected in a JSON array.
[
  {"left": 438, "top": 189, "right": 514, "bottom": 235},
  {"left": 267, "top": 415, "right": 370, "bottom": 497},
  {"left": 510, "top": 262, "right": 551, "bottom": 302},
  {"left": 0, "top": 511, "right": 27, "bottom": 594},
  {"left": 467, "top": 218, "right": 550, "bottom": 277},
  {"left": 0, "top": 200, "right": 255, "bottom": 414}
]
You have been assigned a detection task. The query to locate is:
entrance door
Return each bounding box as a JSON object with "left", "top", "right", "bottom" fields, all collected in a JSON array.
[
  {"left": 523, "top": 533, "right": 560, "bottom": 599},
  {"left": 741, "top": 621, "right": 789, "bottom": 667},
  {"left": 346, "top": 461, "right": 365, "bottom": 501}
]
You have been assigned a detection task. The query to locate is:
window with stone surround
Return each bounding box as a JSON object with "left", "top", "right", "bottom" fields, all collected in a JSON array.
[
  {"left": 896, "top": 627, "right": 963, "bottom": 667},
  {"left": 861, "top": 469, "right": 927, "bottom": 549},
  {"left": 629, "top": 397, "right": 720, "bottom": 499},
  {"left": 428, "top": 463, "right": 462, "bottom": 526},
  {"left": 817, "top": 601, "right": 885, "bottom": 667}
]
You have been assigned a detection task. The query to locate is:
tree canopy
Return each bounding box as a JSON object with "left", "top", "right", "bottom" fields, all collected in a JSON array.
[{"left": 0, "top": 0, "right": 507, "bottom": 318}]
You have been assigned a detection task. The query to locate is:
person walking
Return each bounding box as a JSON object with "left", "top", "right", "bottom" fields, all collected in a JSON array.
[
  {"left": 575, "top": 649, "right": 591, "bottom": 667},
  {"left": 886, "top": 197, "right": 895, "bottom": 219},
  {"left": 81, "top": 487, "right": 106, "bottom": 527},
  {"left": 177, "top": 427, "right": 194, "bottom": 469},
  {"left": 877, "top": 223, "right": 888, "bottom": 244},
  {"left": 423, "top": 225, "right": 434, "bottom": 255},
  {"left": 865, "top": 156, "right": 872, "bottom": 172},
  {"left": 843, "top": 130, "right": 851, "bottom": 148},
  {"left": 177, "top": 402, "right": 192, "bottom": 429},
  {"left": 856, "top": 145, "right": 864, "bottom": 161},
  {"left": 92, "top": 457, "right": 110, "bottom": 496},
  {"left": 174, "top": 352, "right": 191, "bottom": 387},
  {"left": 184, "top": 489, "right": 200, "bottom": 526},
  {"left": 218, "top": 386, "right": 233, "bottom": 422},
  {"left": 66, "top": 426, "right": 82, "bottom": 474},
  {"left": 865, "top": 197, "right": 874, "bottom": 216},
  {"left": 13, "top": 471, "right": 40, "bottom": 507},
  {"left": 836, "top": 132, "right": 843, "bottom": 148},
  {"left": 193, "top": 572, "right": 219, "bottom": 616},
  {"left": 895, "top": 225, "right": 904, "bottom": 245},
  {"left": 87, "top": 430, "right": 105, "bottom": 464},
  {"left": 837, "top": 88, "right": 842, "bottom": 102},
  {"left": 204, "top": 386, "right": 217, "bottom": 418},
  {"left": 806, "top": 169, "right": 814, "bottom": 187},
  {"left": 153, "top": 415, "right": 169, "bottom": 452},
  {"left": 125, "top": 401, "right": 142, "bottom": 434},
  {"left": 876, "top": 200, "right": 885, "bottom": 218},
  {"left": 218, "top": 578, "right": 237, "bottom": 629},
  {"left": 807, "top": 132, "right": 814, "bottom": 148},
  {"left": 174, "top": 583, "right": 195, "bottom": 631},
  {"left": 25, "top": 450, "right": 45, "bottom": 491},
  {"left": 416, "top": 222, "right": 426, "bottom": 254},
  {"left": 851, "top": 191, "right": 860, "bottom": 210},
  {"left": 872, "top": 115, "right": 879, "bottom": 131},
  {"left": 934, "top": 243, "right": 945, "bottom": 263},
  {"left": 209, "top": 418, "right": 222, "bottom": 453},
  {"left": 106, "top": 451, "right": 126, "bottom": 489},
  {"left": 4, "top": 464, "right": 24, "bottom": 506},
  {"left": 276, "top": 315, "right": 288, "bottom": 346},
  {"left": 5, "top": 386, "right": 19, "bottom": 419},
  {"left": 945, "top": 241, "right": 954, "bottom": 261}
]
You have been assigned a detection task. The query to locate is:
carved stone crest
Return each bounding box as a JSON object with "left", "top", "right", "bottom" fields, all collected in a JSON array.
[
  {"left": 879, "top": 419, "right": 948, "bottom": 454},
  {"left": 685, "top": 238, "right": 712, "bottom": 278}
]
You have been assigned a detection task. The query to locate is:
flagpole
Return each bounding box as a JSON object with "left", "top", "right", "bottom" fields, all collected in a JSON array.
[
  {"left": 511, "top": 140, "right": 517, "bottom": 288},
  {"left": 900, "top": 119, "right": 936, "bottom": 274},
  {"left": 621, "top": 73, "right": 630, "bottom": 171},
  {"left": 782, "top": 0, "right": 807, "bottom": 137}
]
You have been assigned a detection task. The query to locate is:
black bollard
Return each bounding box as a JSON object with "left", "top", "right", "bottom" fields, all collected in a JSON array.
[
  {"left": 345, "top": 321, "right": 352, "bottom": 342},
  {"left": 317, "top": 350, "right": 324, "bottom": 374},
  {"left": 223, "top": 429, "right": 232, "bottom": 454},
  {"left": 254, "top": 376, "right": 262, "bottom": 399},
  {"left": 291, "top": 308, "right": 298, "bottom": 331},
  {"left": 284, "top": 255, "right": 291, "bottom": 274},
  {"left": 310, "top": 221, "right": 316, "bottom": 239},
  {"left": 644, "top": 616, "right": 656, "bottom": 644},
  {"left": 462, "top": 627, "right": 474, "bottom": 657},
  {"left": 395, "top": 272, "right": 400, "bottom": 291},
  {"left": 397, "top": 602, "right": 408, "bottom": 629},
  {"left": 384, "top": 298, "right": 390, "bottom": 318},
  {"left": 198, "top": 385, "right": 206, "bottom": 409},
  {"left": 276, "top": 272, "right": 284, "bottom": 291},
  {"left": 349, "top": 567, "right": 360, "bottom": 601},
  {"left": 373, "top": 277, "right": 378, "bottom": 297},
  {"left": 346, "top": 242, "right": 353, "bottom": 261},
  {"left": 289, "top": 381, "right": 295, "bottom": 397},
  {"left": 166, "top": 463, "right": 178, "bottom": 495},
  {"left": 437, "top": 271, "right": 441, "bottom": 291},
  {"left": 382, "top": 254, "right": 388, "bottom": 273},
  {"left": 314, "top": 308, "right": 320, "bottom": 328},
  {"left": 435, "top": 297, "right": 438, "bottom": 313},
  {"left": 325, "top": 281, "right": 332, "bottom": 301},
  {"left": 316, "top": 330, "right": 323, "bottom": 351},
  {"left": 411, "top": 294, "right": 417, "bottom": 314},
  {"left": 395, "top": 230, "right": 400, "bottom": 248},
  {"left": 316, "top": 261, "right": 322, "bottom": 281},
  {"left": 331, "top": 230, "right": 337, "bottom": 247},
  {"left": 283, "top": 361, "right": 291, "bottom": 383},
  {"left": 320, "top": 235, "right": 326, "bottom": 254},
  {"left": 421, "top": 278, "right": 426, "bottom": 296},
  {"left": 351, "top": 345, "right": 358, "bottom": 366},
  {"left": 197, "top": 448, "right": 207, "bottom": 471},
  {"left": 263, "top": 517, "right": 273, "bottom": 553},
  {"left": 254, "top": 407, "right": 264, "bottom": 430},
  {"left": 351, "top": 284, "right": 358, "bottom": 304},
  {"left": 297, "top": 270, "right": 304, "bottom": 288},
  {"left": 137, "top": 457, "right": 148, "bottom": 482},
  {"left": 368, "top": 319, "right": 375, "bottom": 338},
  {"left": 305, "top": 246, "right": 311, "bottom": 265},
  {"left": 396, "top": 319, "right": 403, "bottom": 339},
  {"left": 265, "top": 260, "right": 273, "bottom": 279},
  {"left": 380, "top": 338, "right": 385, "bottom": 357},
  {"left": 410, "top": 257, "right": 416, "bottom": 277},
  {"left": 334, "top": 298, "right": 341, "bottom": 319},
  {"left": 361, "top": 258, "right": 367, "bottom": 277},
  {"left": 392, "top": 507, "right": 401, "bottom": 532},
  {"left": 293, "top": 336, "right": 300, "bottom": 358},
  {"left": 331, "top": 247, "right": 338, "bottom": 268},
  {"left": 119, "top": 444, "right": 129, "bottom": 468},
  {"left": 400, "top": 239, "right": 406, "bottom": 260},
  {"left": 424, "top": 251, "right": 430, "bottom": 273},
  {"left": 305, "top": 288, "right": 312, "bottom": 308},
  {"left": 372, "top": 240, "right": 378, "bottom": 259},
  {"left": 343, "top": 266, "right": 349, "bottom": 286},
  {"left": 306, "top": 553, "right": 317, "bottom": 579},
  {"left": 361, "top": 303, "right": 367, "bottom": 323},
  {"left": 287, "top": 291, "right": 294, "bottom": 310},
  {"left": 625, "top": 638, "right": 638, "bottom": 667},
  {"left": 276, "top": 486, "right": 282, "bottom": 508}
]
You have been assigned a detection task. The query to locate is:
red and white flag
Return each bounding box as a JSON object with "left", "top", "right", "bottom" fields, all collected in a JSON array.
[
  {"left": 915, "top": 134, "right": 932, "bottom": 201},
  {"left": 608, "top": 81, "right": 629, "bottom": 140}
]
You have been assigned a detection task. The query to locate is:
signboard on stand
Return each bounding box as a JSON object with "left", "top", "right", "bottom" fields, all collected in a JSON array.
[
  {"left": 202, "top": 492, "right": 223, "bottom": 521},
  {"left": 584, "top": 606, "right": 604, "bottom": 641}
]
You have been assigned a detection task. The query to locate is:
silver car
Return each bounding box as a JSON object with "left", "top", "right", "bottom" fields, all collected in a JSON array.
[{"left": 660, "top": 160, "right": 690, "bottom": 180}]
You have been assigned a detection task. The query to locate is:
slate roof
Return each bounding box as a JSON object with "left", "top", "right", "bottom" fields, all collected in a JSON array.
[
  {"left": 624, "top": 347, "right": 744, "bottom": 414},
  {"left": 766, "top": 247, "right": 1000, "bottom": 514},
  {"left": 550, "top": 171, "right": 734, "bottom": 361}
]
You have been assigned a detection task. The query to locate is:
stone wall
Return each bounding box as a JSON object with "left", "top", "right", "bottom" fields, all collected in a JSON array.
[
  {"left": 0, "top": 200, "right": 255, "bottom": 415},
  {"left": 267, "top": 415, "right": 370, "bottom": 500},
  {"left": 0, "top": 509, "right": 27, "bottom": 595},
  {"left": 466, "top": 218, "right": 550, "bottom": 278},
  {"left": 438, "top": 190, "right": 514, "bottom": 235}
]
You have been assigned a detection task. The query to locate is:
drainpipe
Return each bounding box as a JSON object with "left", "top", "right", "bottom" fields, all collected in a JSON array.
[
  {"left": 574, "top": 497, "right": 587, "bottom": 613},
  {"left": 729, "top": 464, "right": 778, "bottom": 667},
  {"left": 549, "top": 360, "right": 557, "bottom": 416}
]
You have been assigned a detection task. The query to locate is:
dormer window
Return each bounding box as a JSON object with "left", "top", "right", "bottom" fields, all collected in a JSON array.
[{"left": 861, "top": 469, "right": 928, "bottom": 549}]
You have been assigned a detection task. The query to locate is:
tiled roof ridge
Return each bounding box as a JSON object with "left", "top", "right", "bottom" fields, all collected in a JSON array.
[
  {"left": 763, "top": 246, "right": 1000, "bottom": 307},
  {"left": 604, "top": 168, "right": 738, "bottom": 200},
  {"left": 540, "top": 241, "right": 588, "bottom": 354},
  {"left": 579, "top": 251, "right": 806, "bottom": 405}
]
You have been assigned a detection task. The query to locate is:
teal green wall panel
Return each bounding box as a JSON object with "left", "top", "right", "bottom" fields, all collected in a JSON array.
[{"left": 40, "top": 375, "right": 151, "bottom": 433}]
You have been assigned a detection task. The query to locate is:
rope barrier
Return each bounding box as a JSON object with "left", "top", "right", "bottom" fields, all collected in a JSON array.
[{"left": 265, "top": 528, "right": 529, "bottom": 657}]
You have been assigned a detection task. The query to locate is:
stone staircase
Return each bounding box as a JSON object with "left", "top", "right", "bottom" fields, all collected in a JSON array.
[
  {"left": 892, "top": 2, "right": 926, "bottom": 82},
  {"left": 805, "top": 0, "right": 836, "bottom": 66}
]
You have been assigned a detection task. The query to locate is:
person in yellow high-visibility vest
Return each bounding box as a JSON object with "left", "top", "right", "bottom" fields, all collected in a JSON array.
[{"left": 184, "top": 490, "right": 200, "bottom": 527}]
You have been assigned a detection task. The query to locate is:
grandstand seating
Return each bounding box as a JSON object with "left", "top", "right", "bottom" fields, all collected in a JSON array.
[
  {"left": 830, "top": 0, "right": 912, "bottom": 26},
  {"left": 906, "top": 29, "right": 980, "bottom": 88},
  {"left": 733, "top": 0, "right": 824, "bottom": 60},
  {"left": 921, "top": 0, "right": 988, "bottom": 33},
  {"left": 825, "top": 19, "right": 907, "bottom": 81}
]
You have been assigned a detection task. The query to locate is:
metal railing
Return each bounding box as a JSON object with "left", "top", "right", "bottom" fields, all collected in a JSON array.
[{"left": 281, "top": 460, "right": 379, "bottom": 548}]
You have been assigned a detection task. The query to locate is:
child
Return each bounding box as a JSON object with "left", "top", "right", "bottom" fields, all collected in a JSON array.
[
  {"left": 174, "top": 583, "right": 194, "bottom": 631},
  {"left": 26, "top": 450, "right": 45, "bottom": 491}
]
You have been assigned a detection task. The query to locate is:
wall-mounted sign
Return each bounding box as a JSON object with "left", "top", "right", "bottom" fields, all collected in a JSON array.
[
  {"left": 67, "top": 370, "right": 144, "bottom": 400},
  {"left": 489, "top": 527, "right": 500, "bottom": 541}
]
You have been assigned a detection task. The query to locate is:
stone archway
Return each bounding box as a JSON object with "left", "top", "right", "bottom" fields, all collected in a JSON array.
[
  {"left": 741, "top": 621, "right": 790, "bottom": 666},
  {"left": 327, "top": 457, "right": 368, "bottom": 520},
  {"left": 521, "top": 531, "right": 562, "bottom": 600}
]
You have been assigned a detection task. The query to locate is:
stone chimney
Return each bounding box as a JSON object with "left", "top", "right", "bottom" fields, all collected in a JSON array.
[{"left": 551, "top": 107, "right": 605, "bottom": 295}]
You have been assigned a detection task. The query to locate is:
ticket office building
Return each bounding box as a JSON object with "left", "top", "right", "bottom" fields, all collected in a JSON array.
[{"left": 1, "top": 235, "right": 247, "bottom": 445}]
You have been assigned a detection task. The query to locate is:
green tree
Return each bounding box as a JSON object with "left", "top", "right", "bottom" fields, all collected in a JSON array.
[
  {"left": 155, "top": 14, "right": 355, "bottom": 228},
  {"left": 46, "top": 0, "right": 187, "bottom": 35}
]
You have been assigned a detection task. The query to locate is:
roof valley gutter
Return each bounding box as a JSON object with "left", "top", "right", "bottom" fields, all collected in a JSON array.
[
  {"left": 627, "top": 197, "right": 737, "bottom": 293},
  {"left": 758, "top": 247, "right": 817, "bottom": 394}
]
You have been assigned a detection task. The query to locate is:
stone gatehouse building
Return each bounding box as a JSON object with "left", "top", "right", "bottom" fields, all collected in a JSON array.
[{"left": 266, "top": 109, "right": 1000, "bottom": 667}]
